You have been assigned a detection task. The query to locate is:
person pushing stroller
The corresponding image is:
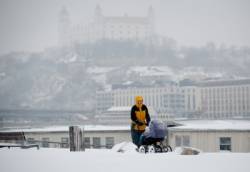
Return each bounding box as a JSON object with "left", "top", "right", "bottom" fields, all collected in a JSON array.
[{"left": 130, "top": 96, "right": 151, "bottom": 147}]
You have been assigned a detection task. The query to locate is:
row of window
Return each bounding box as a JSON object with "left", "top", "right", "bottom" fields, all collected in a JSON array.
[
  {"left": 201, "top": 86, "right": 250, "bottom": 93},
  {"left": 114, "top": 94, "right": 184, "bottom": 106},
  {"left": 175, "top": 135, "right": 231, "bottom": 151},
  {"left": 202, "top": 107, "right": 250, "bottom": 113},
  {"left": 84, "top": 137, "right": 114, "bottom": 149},
  {"left": 202, "top": 99, "right": 250, "bottom": 103},
  {"left": 113, "top": 87, "right": 182, "bottom": 94},
  {"left": 27, "top": 137, "right": 115, "bottom": 149},
  {"left": 204, "top": 112, "right": 250, "bottom": 117},
  {"left": 202, "top": 96, "right": 250, "bottom": 102}
]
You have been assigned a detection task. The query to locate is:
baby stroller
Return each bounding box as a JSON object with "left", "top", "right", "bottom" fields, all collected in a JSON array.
[{"left": 138, "top": 120, "right": 172, "bottom": 153}]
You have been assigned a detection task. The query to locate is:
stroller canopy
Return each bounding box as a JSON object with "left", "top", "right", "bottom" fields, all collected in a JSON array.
[{"left": 145, "top": 120, "right": 167, "bottom": 139}]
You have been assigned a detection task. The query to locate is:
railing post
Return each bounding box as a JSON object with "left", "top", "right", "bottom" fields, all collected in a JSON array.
[
  {"left": 81, "top": 127, "right": 85, "bottom": 151},
  {"left": 69, "top": 126, "right": 84, "bottom": 152}
]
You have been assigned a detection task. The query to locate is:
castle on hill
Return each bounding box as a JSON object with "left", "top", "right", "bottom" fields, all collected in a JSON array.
[{"left": 58, "top": 5, "right": 155, "bottom": 47}]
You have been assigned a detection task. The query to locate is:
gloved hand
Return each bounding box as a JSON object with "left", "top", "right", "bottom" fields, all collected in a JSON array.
[{"left": 137, "top": 121, "right": 145, "bottom": 126}]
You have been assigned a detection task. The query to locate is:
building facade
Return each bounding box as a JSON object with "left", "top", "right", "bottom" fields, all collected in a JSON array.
[
  {"left": 1, "top": 120, "right": 250, "bottom": 152},
  {"left": 180, "top": 79, "right": 250, "bottom": 119},
  {"left": 199, "top": 79, "right": 250, "bottom": 119},
  {"left": 96, "top": 86, "right": 185, "bottom": 119},
  {"left": 95, "top": 106, "right": 158, "bottom": 125},
  {"left": 96, "top": 79, "right": 250, "bottom": 120},
  {"left": 0, "top": 126, "right": 130, "bottom": 149},
  {"left": 96, "top": 91, "right": 114, "bottom": 113},
  {"left": 168, "top": 120, "right": 250, "bottom": 152},
  {"left": 182, "top": 85, "right": 202, "bottom": 118}
]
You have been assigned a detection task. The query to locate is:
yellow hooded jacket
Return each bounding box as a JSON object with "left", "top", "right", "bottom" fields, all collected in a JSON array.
[{"left": 130, "top": 96, "right": 151, "bottom": 131}]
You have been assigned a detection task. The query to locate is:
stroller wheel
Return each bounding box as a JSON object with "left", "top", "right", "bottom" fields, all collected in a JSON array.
[
  {"left": 162, "top": 145, "right": 169, "bottom": 152},
  {"left": 148, "top": 145, "right": 155, "bottom": 153},
  {"left": 155, "top": 145, "right": 163, "bottom": 153},
  {"left": 162, "top": 145, "right": 172, "bottom": 152},
  {"left": 167, "top": 145, "right": 172, "bottom": 152},
  {"left": 138, "top": 145, "right": 146, "bottom": 153}
]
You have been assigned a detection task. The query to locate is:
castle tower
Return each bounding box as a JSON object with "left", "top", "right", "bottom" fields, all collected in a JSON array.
[
  {"left": 147, "top": 5, "right": 155, "bottom": 36},
  {"left": 145, "top": 6, "right": 155, "bottom": 57},
  {"left": 58, "top": 6, "right": 71, "bottom": 47},
  {"left": 92, "top": 5, "right": 104, "bottom": 41},
  {"left": 94, "top": 4, "right": 103, "bottom": 24}
]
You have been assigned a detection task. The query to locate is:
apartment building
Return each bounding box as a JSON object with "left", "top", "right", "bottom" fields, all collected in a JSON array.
[
  {"left": 168, "top": 120, "right": 250, "bottom": 152},
  {"left": 199, "top": 79, "right": 250, "bottom": 119},
  {"left": 1, "top": 120, "right": 250, "bottom": 152},
  {"left": 96, "top": 86, "right": 185, "bottom": 118}
]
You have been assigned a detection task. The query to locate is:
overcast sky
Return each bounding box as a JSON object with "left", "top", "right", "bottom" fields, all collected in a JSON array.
[{"left": 0, "top": 0, "right": 250, "bottom": 55}]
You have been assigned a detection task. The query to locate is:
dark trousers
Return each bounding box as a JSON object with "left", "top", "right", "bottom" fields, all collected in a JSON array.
[{"left": 131, "top": 129, "right": 144, "bottom": 147}]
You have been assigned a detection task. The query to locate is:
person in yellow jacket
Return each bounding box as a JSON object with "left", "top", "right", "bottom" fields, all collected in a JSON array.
[{"left": 130, "top": 96, "right": 151, "bottom": 147}]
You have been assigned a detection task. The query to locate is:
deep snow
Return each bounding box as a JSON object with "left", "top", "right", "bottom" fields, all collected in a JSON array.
[{"left": 0, "top": 143, "right": 250, "bottom": 172}]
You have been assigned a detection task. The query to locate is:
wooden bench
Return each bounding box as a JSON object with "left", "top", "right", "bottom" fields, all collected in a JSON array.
[{"left": 0, "top": 132, "right": 39, "bottom": 149}]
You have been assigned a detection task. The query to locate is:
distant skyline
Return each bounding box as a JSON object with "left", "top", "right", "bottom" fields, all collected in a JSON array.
[{"left": 0, "top": 0, "right": 250, "bottom": 55}]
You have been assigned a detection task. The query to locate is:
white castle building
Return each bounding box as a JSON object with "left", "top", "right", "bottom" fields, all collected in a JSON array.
[{"left": 58, "top": 5, "right": 155, "bottom": 47}]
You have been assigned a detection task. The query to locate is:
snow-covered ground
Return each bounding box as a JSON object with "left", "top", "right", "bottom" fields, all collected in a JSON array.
[{"left": 1, "top": 143, "right": 250, "bottom": 172}]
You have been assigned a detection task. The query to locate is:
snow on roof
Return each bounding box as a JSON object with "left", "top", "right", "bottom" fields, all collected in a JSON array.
[
  {"left": 3, "top": 120, "right": 250, "bottom": 133},
  {"left": 104, "top": 16, "right": 148, "bottom": 24},
  {"left": 1, "top": 125, "right": 130, "bottom": 133},
  {"left": 171, "top": 120, "right": 250, "bottom": 131},
  {"left": 128, "top": 66, "right": 174, "bottom": 77},
  {"left": 86, "top": 66, "right": 116, "bottom": 74},
  {"left": 107, "top": 106, "right": 131, "bottom": 111},
  {"left": 107, "top": 106, "right": 157, "bottom": 117}
]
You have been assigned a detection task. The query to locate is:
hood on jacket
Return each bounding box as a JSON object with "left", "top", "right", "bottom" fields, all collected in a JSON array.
[{"left": 135, "top": 95, "right": 143, "bottom": 109}]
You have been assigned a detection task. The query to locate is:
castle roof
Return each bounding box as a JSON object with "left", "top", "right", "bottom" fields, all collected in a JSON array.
[{"left": 104, "top": 16, "right": 149, "bottom": 24}]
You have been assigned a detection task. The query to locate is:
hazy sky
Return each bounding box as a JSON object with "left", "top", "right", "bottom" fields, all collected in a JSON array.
[{"left": 0, "top": 0, "right": 250, "bottom": 55}]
